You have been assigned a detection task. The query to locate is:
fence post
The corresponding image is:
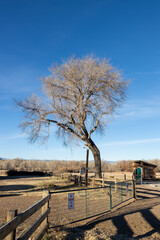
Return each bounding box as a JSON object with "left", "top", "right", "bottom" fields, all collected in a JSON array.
[
  {"left": 121, "top": 182, "right": 123, "bottom": 202},
  {"left": 6, "top": 209, "right": 18, "bottom": 240},
  {"left": 42, "top": 191, "right": 50, "bottom": 228},
  {"left": 132, "top": 179, "right": 136, "bottom": 199},
  {"left": 85, "top": 189, "right": 87, "bottom": 218},
  {"left": 109, "top": 185, "right": 112, "bottom": 210},
  {"left": 102, "top": 174, "right": 105, "bottom": 187},
  {"left": 79, "top": 175, "right": 82, "bottom": 186},
  {"left": 85, "top": 149, "right": 89, "bottom": 187},
  {"left": 92, "top": 177, "right": 95, "bottom": 188},
  {"left": 115, "top": 178, "right": 117, "bottom": 193}
]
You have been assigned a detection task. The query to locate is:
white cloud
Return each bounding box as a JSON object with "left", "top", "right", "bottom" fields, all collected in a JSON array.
[
  {"left": 117, "top": 97, "right": 160, "bottom": 119},
  {"left": 0, "top": 105, "right": 12, "bottom": 110},
  {"left": 0, "top": 133, "right": 27, "bottom": 140},
  {"left": 0, "top": 66, "right": 40, "bottom": 94},
  {"left": 134, "top": 71, "right": 160, "bottom": 75},
  {"left": 101, "top": 138, "right": 160, "bottom": 147}
]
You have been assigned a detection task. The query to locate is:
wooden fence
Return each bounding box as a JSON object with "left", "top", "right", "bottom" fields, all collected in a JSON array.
[
  {"left": 0, "top": 191, "right": 51, "bottom": 240},
  {"left": 68, "top": 173, "right": 130, "bottom": 188},
  {"left": 91, "top": 174, "right": 129, "bottom": 187},
  {"left": 0, "top": 176, "right": 136, "bottom": 240}
]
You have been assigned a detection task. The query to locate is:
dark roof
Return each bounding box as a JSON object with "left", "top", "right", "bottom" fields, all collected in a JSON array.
[{"left": 133, "top": 160, "right": 157, "bottom": 167}]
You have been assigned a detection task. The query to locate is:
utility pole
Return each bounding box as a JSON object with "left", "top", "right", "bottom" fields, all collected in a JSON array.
[{"left": 85, "top": 148, "right": 89, "bottom": 187}]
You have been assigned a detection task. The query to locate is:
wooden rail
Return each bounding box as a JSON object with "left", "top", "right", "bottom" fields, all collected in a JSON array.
[
  {"left": 0, "top": 191, "right": 51, "bottom": 240},
  {"left": 68, "top": 173, "right": 131, "bottom": 188}
]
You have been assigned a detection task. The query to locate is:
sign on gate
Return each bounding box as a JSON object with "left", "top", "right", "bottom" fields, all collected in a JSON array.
[{"left": 68, "top": 193, "right": 74, "bottom": 209}]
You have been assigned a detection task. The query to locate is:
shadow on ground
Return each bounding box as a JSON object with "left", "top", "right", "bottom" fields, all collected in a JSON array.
[
  {"left": 0, "top": 175, "right": 48, "bottom": 180},
  {"left": 0, "top": 193, "right": 21, "bottom": 197},
  {"left": 0, "top": 184, "right": 35, "bottom": 192},
  {"left": 49, "top": 186, "right": 160, "bottom": 240}
]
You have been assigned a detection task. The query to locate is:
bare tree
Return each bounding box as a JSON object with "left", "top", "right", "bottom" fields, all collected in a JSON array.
[{"left": 16, "top": 55, "right": 128, "bottom": 177}]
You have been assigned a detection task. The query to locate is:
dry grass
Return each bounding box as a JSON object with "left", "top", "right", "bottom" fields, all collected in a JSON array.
[
  {"left": 42, "top": 227, "right": 112, "bottom": 240},
  {"left": 0, "top": 175, "right": 72, "bottom": 196}
]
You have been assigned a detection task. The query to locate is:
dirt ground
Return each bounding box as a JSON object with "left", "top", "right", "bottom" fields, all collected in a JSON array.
[
  {"left": 1, "top": 176, "right": 160, "bottom": 239},
  {"left": 46, "top": 183, "right": 160, "bottom": 240}
]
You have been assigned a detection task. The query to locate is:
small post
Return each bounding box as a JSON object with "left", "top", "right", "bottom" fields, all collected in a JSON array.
[
  {"left": 85, "top": 149, "right": 89, "bottom": 187},
  {"left": 79, "top": 175, "right": 82, "bottom": 186},
  {"left": 109, "top": 185, "right": 112, "bottom": 210},
  {"left": 124, "top": 173, "right": 126, "bottom": 180},
  {"left": 121, "top": 182, "right": 123, "bottom": 202},
  {"left": 74, "top": 176, "right": 77, "bottom": 186},
  {"left": 85, "top": 189, "right": 87, "bottom": 218},
  {"left": 132, "top": 179, "right": 136, "bottom": 199},
  {"left": 42, "top": 190, "right": 50, "bottom": 228},
  {"left": 115, "top": 178, "right": 117, "bottom": 193},
  {"left": 92, "top": 177, "right": 95, "bottom": 188},
  {"left": 6, "top": 209, "right": 18, "bottom": 240},
  {"left": 102, "top": 174, "right": 105, "bottom": 187}
]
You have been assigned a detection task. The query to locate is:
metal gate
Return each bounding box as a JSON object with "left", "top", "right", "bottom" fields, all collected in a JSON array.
[{"left": 49, "top": 180, "right": 134, "bottom": 226}]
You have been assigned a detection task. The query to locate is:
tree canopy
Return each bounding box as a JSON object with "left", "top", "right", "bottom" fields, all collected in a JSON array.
[{"left": 16, "top": 55, "right": 128, "bottom": 177}]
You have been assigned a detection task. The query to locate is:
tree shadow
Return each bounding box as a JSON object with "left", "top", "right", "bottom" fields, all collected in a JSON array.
[
  {"left": 0, "top": 193, "right": 21, "bottom": 198},
  {"left": 0, "top": 175, "right": 50, "bottom": 180},
  {"left": 0, "top": 184, "right": 35, "bottom": 191}
]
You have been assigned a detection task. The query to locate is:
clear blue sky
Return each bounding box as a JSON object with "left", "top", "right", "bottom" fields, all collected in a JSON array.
[{"left": 0, "top": 0, "right": 160, "bottom": 161}]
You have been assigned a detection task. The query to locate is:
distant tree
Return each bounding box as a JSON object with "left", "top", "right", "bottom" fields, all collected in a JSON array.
[
  {"left": 16, "top": 55, "right": 128, "bottom": 177},
  {"left": 150, "top": 159, "right": 160, "bottom": 172},
  {"left": 119, "top": 160, "right": 133, "bottom": 172}
]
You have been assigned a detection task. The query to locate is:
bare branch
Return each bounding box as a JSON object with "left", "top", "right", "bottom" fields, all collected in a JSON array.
[{"left": 16, "top": 55, "right": 129, "bottom": 177}]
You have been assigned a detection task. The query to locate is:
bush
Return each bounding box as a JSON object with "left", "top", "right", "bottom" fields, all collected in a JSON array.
[{"left": 7, "top": 170, "right": 47, "bottom": 176}]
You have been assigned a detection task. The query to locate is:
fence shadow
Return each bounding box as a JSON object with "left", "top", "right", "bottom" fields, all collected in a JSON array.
[
  {"left": 136, "top": 187, "right": 160, "bottom": 198},
  {"left": 0, "top": 193, "right": 21, "bottom": 198},
  {"left": 58, "top": 204, "right": 160, "bottom": 240},
  {"left": 50, "top": 188, "right": 160, "bottom": 240}
]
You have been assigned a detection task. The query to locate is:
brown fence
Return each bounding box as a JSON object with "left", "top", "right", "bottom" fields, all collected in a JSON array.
[
  {"left": 68, "top": 174, "right": 130, "bottom": 188},
  {"left": 0, "top": 191, "right": 51, "bottom": 240}
]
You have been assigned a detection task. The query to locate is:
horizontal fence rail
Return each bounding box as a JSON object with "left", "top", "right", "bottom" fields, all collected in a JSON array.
[{"left": 0, "top": 191, "right": 51, "bottom": 240}]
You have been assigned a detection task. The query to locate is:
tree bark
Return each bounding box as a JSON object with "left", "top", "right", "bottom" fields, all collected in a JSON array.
[{"left": 86, "top": 138, "right": 102, "bottom": 178}]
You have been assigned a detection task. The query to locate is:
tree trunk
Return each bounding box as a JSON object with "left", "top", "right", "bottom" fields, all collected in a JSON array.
[{"left": 86, "top": 138, "right": 102, "bottom": 178}]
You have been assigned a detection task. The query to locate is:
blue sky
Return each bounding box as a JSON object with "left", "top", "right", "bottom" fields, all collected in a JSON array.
[{"left": 0, "top": 0, "right": 160, "bottom": 161}]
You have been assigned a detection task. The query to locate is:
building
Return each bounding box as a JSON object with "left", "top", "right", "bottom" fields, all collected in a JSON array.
[{"left": 133, "top": 160, "right": 157, "bottom": 180}]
